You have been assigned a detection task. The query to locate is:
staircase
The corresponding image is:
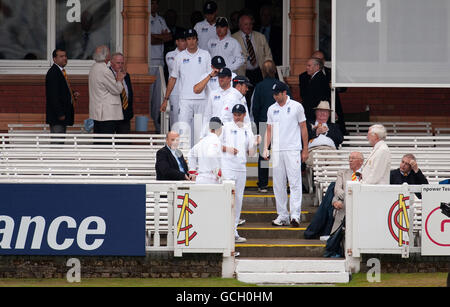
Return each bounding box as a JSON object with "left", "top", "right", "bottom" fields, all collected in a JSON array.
[{"left": 234, "top": 188, "right": 350, "bottom": 285}]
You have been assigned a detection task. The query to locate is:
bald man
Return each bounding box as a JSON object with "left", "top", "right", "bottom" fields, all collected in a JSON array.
[{"left": 156, "top": 131, "right": 191, "bottom": 180}]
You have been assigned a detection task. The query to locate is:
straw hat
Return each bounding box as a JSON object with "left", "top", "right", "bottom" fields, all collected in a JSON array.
[{"left": 314, "top": 101, "right": 331, "bottom": 110}]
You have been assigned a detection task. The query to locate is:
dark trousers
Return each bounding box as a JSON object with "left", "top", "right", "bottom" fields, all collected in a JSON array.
[
  {"left": 117, "top": 120, "right": 131, "bottom": 134},
  {"left": 93, "top": 120, "right": 121, "bottom": 134}
]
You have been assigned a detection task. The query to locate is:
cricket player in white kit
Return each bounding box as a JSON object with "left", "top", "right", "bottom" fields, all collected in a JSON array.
[
  {"left": 188, "top": 117, "right": 223, "bottom": 184},
  {"left": 263, "top": 80, "right": 309, "bottom": 227},
  {"left": 165, "top": 31, "right": 187, "bottom": 129},
  {"left": 161, "top": 28, "right": 211, "bottom": 146},
  {"left": 221, "top": 104, "right": 260, "bottom": 243},
  {"left": 194, "top": 1, "right": 219, "bottom": 51}
]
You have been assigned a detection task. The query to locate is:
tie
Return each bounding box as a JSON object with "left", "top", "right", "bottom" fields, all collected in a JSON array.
[
  {"left": 245, "top": 34, "right": 257, "bottom": 66},
  {"left": 121, "top": 87, "right": 128, "bottom": 110},
  {"left": 352, "top": 172, "right": 357, "bottom": 181},
  {"left": 62, "top": 69, "right": 75, "bottom": 104}
]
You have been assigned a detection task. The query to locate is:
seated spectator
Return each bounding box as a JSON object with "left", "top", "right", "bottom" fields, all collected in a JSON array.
[
  {"left": 305, "top": 100, "right": 343, "bottom": 168},
  {"left": 361, "top": 124, "right": 391, "bottom": 184},
  {"left": 304, "top": 151, "right": 363, "bottom": 240},
  {"left": 156, "top": 131, "right": 191, "bottom": 181},
  {"left": 331, "top": 151, "right": 364, "bottom": 233},
  {"left": 390, "top": 153, "right": 428, "bottom": 199}
]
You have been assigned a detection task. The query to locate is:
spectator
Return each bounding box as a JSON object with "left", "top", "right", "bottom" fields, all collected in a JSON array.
[
  {"left": 331, "top": 152, "right": 364, "bottom": 233},
  {"left": 165, "top": 31, "right": 187, "bottom": 129},
  {"left": 194, "top": 1, "right": 219, "bottom": 51},
  {"left": 390, "top": 153, "right": 428, "bottom": 198},
  {"left": 232, "top": 12, "right": 273, "bottom": 107},
  {"left": 305, "top": 101, "right": 343, "bottom": 168},
  {"left": 256, "top": 4, "right": 283, "bottom": 66},
  {"left": 207, "top": 17, "right": 245, "bottom": 73},
  {"left": 161, "top": 28, "right": 211, "bottom": 147},
  {"left": 149, "top": 0, "right": 171, "bottom": 133},
  {"left": 299, "top": 57, "right": 330, "bottom": 121},
  {"left": 252, "top": 59, "right": 291, "bottom": 192},
  {"left": 221, "top": 104, "right": 260, "bottom": 243},
  {"left": 89, "top": 45, "right": 124, "bottom": 134},
  {"left": 188, "top": 117, "right": 223, "bottom": 184},
  {"left": 109, "top": 52, "right": 133, "bottom": 134},
  {"left": 361, "top": 124, "right": 391, "bottom": 184},
  {"left": 263, "top": 80, "right": 309, "bottom": 227},
  {"left": 45, "top": 48, "right": 77, "bottom": 134},
  {"left": 300, "top": 50, "right": 347, "bottom": 135},
  {"left": 155, "top": 131, "right": 191, "bottom": 181}
]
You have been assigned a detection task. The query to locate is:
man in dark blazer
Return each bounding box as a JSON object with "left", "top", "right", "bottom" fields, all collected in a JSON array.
[
  {"left": 156, "top": 131, "right": 191, "bottom": 181},
  {"left": 299, "top": 57, "right": 331, "bottom": 122},
  {"left": 45, "top": 48, "right": 76, "bottom": 133},
  {"left": 390, "top": 153, "right": 428, "bottom": 199},
  {"left": 110, "top": 52, "right": 134, "bottom": 133}
]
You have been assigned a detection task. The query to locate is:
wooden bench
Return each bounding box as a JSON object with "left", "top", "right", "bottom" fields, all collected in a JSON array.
[
  {"left": 346, "top": 122, "right": 433, "bottom": 136},
  {"left": 340, "top": 135, "right": 450, "bottom": 149},
  {"left": 8, "top": 123, "right": 87, "bottom": 134}
]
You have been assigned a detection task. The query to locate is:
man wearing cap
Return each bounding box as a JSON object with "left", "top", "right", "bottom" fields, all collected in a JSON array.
[
  {"left": 263, "top": 80, "right": 309, "bottom": 227},
  {"left": 161, "top": 28, "right": 211, "bottom": 146},
  {"left": 194, "top": 55, "right": 236, "bottom": 98},
  {"left": 305, "top": 100, "right": 344, "bottom": 167},
  {"left": 221, "top": 76, "right": 252, "bottom": 125},
  {"left": 188, "top": 117, "right": 223, "bottom": 184},
  {"left": 207, "top": 17, "right": 245, "bottom": 73},
  {"left": 194, "top": 1, "right": 219, "bottom": 50},
  {"left": 149, "top": 0, "right": 172, "bottom": 133},
  {"left": 221, "top": 104, "right": 261, "bottom": 243},
  {"left": 165, "top": 31, "right": 187, "bottom": 128}
]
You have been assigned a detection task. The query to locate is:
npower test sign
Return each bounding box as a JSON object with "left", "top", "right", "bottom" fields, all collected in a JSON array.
[
  {"left": 421, "top": 185, "right": 450, "bottom": 256},
  {"left": 0, "top": 184, "right": 146, "bottom": 256}
]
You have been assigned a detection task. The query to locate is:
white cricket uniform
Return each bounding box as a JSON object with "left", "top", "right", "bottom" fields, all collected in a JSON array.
[
  {"left": 165, "top": 48, "right": 182, "bottom": 128},
  {"left": 194, "top": 19, "right": 219, "bottom": 51},
  {"left": 221, "top": 87, "right": 251, "bottom": 125},
  {"left": 221, "top": 121, "right": 256, "bottom": 235},
  {"left": 207, "top": 35, "right": 245, "bottom": 73},
  {"left": 188, "top": 132, "right": 222, "bottom": 184},
  {"left": 198, "top": 71, "right": 237, "bottom": 100},
  {"left": 149, "top": 13, "right": 170, "bottom": 133},
  {"left": 170, "top": 48, "right": 211, "bottom": 145},
  {"left": 267, "top": 97, "right": 306, "bottom": 222}
]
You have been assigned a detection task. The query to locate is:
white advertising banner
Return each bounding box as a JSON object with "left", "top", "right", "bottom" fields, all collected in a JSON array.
[
  {"left": 421, "top": 185, "right": 450, "bottom": 256},
  {"left": 173, "top": 181, "right": 235, "bottom": 257}
]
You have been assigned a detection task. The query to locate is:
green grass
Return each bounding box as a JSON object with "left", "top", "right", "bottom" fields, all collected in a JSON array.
[{"left": 0, "top": 273, "right": 447, "bottom": 287}]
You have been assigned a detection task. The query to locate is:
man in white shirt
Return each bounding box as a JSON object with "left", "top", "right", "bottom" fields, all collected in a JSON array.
[
  {"left": 188, "top": 117, "right": 223, "bottom": 184},
  {"left": 263, "top": 80, "right": 309, "bottom": 227},
  {"left": 194, "top": 1, "right": 219, "bottom": 51},
  {"left": 221, "top": 76, "right": 252, "bottom": 125},
  {"left": 361, "top": 124, "right": 391, "bottom": 184},
  {"left": 89, "top": 45, "right": 125, "bottom": 134},
  {"left": 207, "top": 17, "right": 245, "bottom": 73},
  {"left": 149, "top": 0, "right": 172, "bottom": 133},
  {"left": 194, "top": 55, "right": 236, "bottom": 99},
  {"left": 161, "top": 28, "right": 212, "bottom": 147},
  {"left": 165, "top": 31, "right": 187, "bottom": 129},
  {"left": 221, "top": 104, "right": 260, "bottom": 243}
]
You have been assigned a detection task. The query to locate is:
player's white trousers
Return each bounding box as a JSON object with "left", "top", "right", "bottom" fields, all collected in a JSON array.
[
  {"left": 272, "top": 150, "right": 302, "bottom": 221},
  {"left": 179, "top": 98, "right": 207, "bottom": 146},
  {"left": 222, "top": 169, "right": 246, "bottom": 235}
]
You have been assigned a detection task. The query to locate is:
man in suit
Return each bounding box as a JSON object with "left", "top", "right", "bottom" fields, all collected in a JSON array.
[
  {"left": 257, "top": 5, "right": 283, "bottom": 66},
  {"left": 89, "top": 45, "right": 125, "bottom": 134},
  {"left": 300, "top": 50, "right": 347, "bottom": 134},
  {"left": 361, "top": 124, "right": 391, "bottom": 184},
  {"left": 305, "top": 100, "right": 344, "bottom": 167},
  {"left": 45, "top": 48, "right": 77, "bottom": 133},
  {"left": 299, "top": 57, "right": 331, "bottom": 121},
  {"left": 156, "top": 131, "right": 191, "bottom": 181},
  {"left": 331, "top": 151, "right": 364, "bottom": 233},
  {"left": 110, "top": 52, "right": 134, "bottom": 133},
  {"left": 232, "top": 12, "right": 273, "bottom": 107}
]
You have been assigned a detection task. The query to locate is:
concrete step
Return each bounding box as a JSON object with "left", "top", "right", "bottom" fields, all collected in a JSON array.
[
  {"left": 243, "top": 192, "right": 316, "bottom": 208},
  {"left": 240, "top": 209, "right": 315, "bottom": 224},
  {"left": 237, "top": 222, "right": 308, "bottom": 239},
  {"left": 235, "top": 258, "right": 349, "bottom": 284},
  {"left": 235, "top": 239, "right": 326, "bottom": 258}
]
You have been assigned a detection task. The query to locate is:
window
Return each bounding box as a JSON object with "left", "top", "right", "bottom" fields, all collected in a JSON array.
[
  {"left": 0, "top": 0, "right": 122, "bottom": 74},
  {"left": 316, "top": 0, "right": 332, "bottom": 62}
]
